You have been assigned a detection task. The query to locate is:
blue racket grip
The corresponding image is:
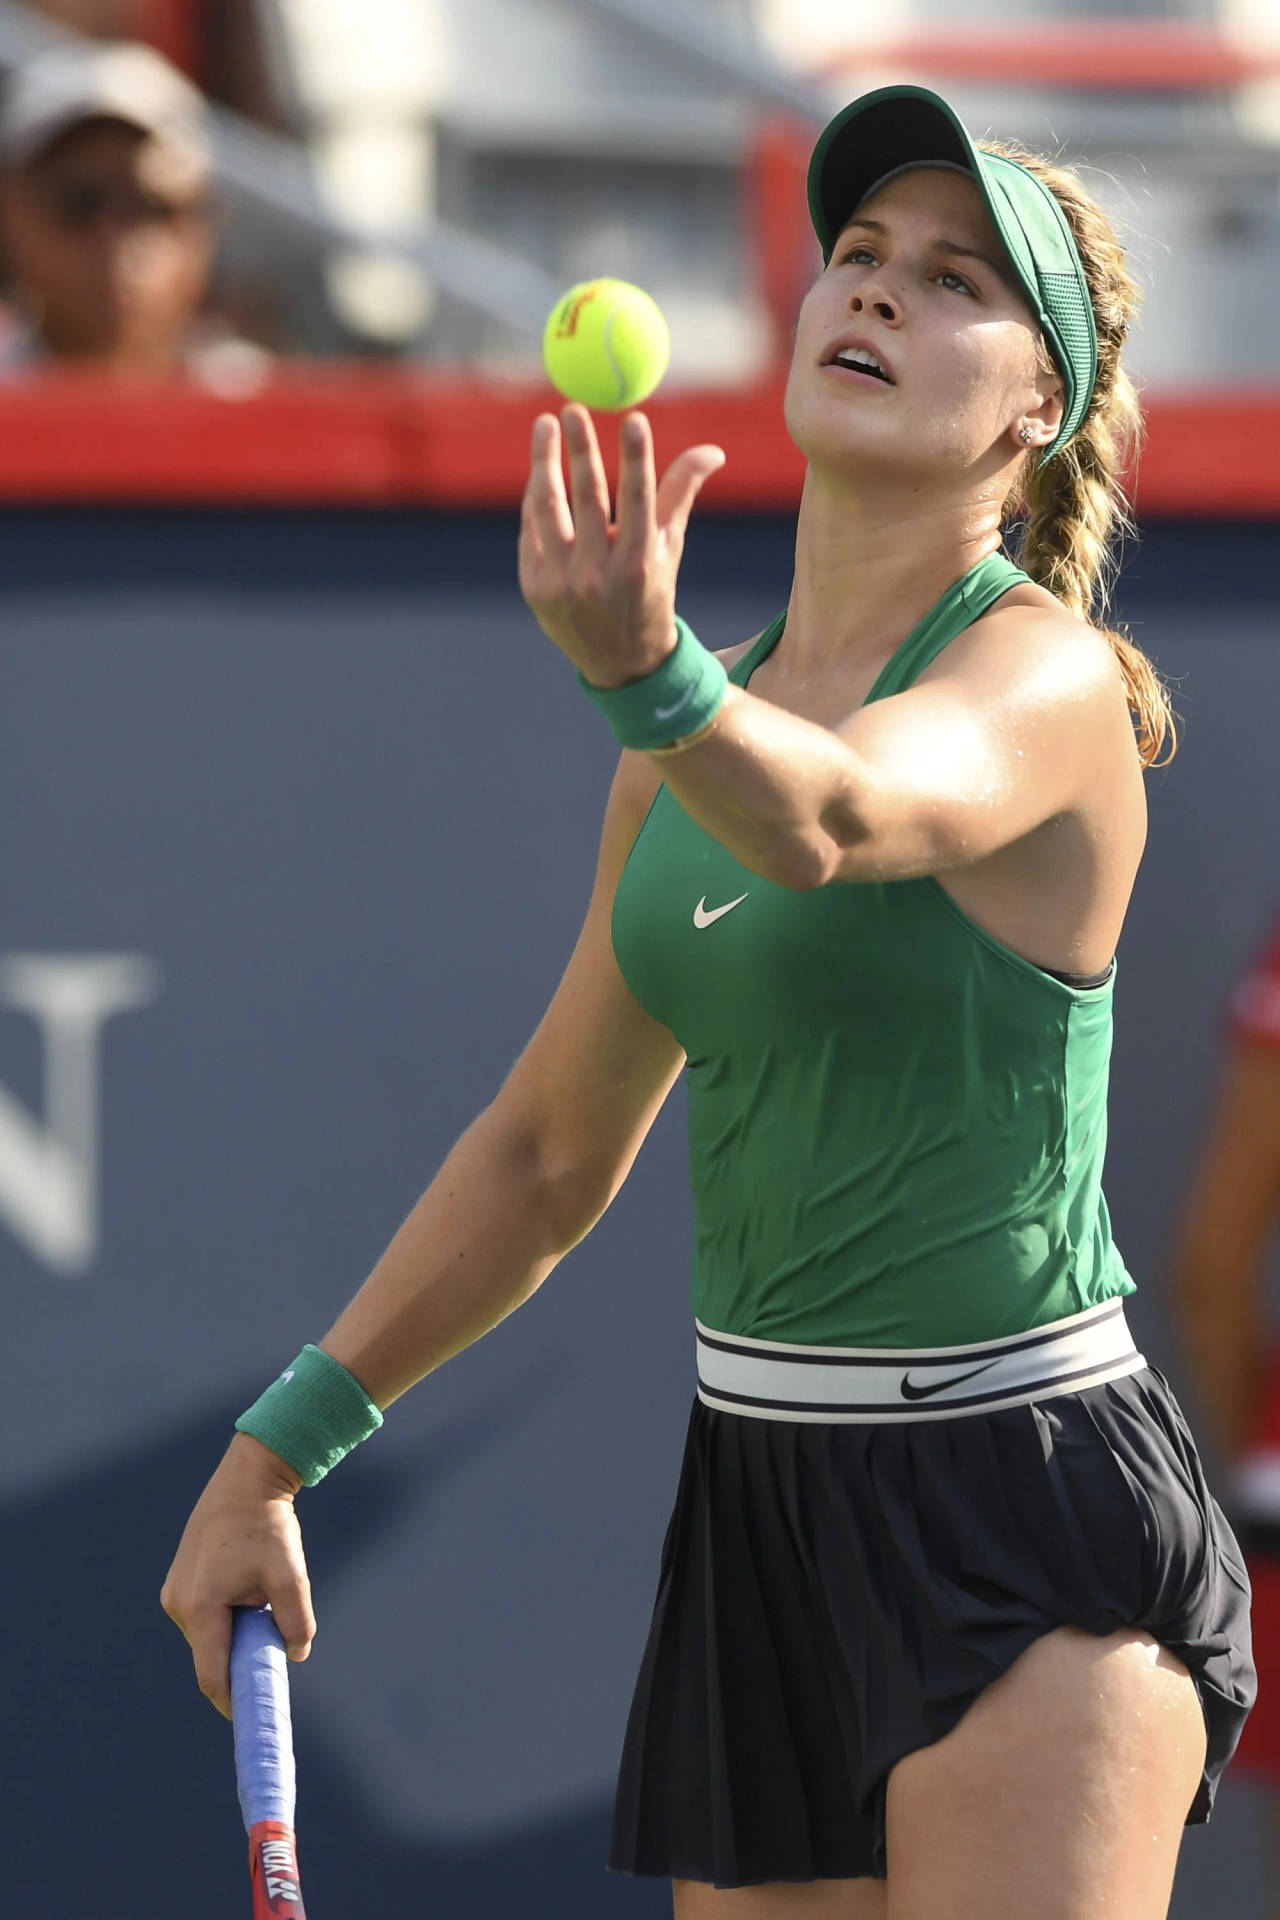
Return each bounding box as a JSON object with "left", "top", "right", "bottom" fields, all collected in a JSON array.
[{"left": 230, "top": 1606, "right": 297, "bottom": 1834}]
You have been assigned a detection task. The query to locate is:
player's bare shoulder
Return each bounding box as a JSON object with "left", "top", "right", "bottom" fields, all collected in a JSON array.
[
  {"left": 914, "top": 577, "right": 1147, "bottom": 864},
  {"left": 924, "top": 580, "right": 1133, "bottom": 733}
]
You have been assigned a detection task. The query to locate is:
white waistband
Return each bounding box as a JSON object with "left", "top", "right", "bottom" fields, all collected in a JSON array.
[{"left": 695, "top": 1298, "right": 1144, "bottom": 1423}]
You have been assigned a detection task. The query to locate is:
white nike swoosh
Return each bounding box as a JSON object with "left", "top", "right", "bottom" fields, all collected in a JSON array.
[
  {"left": 693, "top": 892, "right": 749, "bottom": 929},
  {"left": 654, "top": 684, "right": 695, "bottom": 723},
  {"left": 280, "top": 1369, "right": 295, "bottom": 1384}
]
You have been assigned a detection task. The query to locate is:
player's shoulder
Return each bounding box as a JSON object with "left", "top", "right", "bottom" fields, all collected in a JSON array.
[{"left": 930, "top": 579, "right": 1122, "bottom": 705}]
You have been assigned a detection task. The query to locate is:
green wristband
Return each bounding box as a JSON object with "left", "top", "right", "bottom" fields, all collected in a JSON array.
[
  {"left": 578, "top": 616, "right": 727, "bottom": 751},
  {"left": 235, "top": 1344, "right": 383, "bottom": 1487}
]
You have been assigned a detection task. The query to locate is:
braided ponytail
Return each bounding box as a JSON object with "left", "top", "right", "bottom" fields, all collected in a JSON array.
[{"left": 981, "top": 138, "right": 1177, "bottom": 768}]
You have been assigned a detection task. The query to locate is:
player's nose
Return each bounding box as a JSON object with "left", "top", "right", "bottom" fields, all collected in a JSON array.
[{"left": 851, "top": 278, "right": 901, "bottom": 325}]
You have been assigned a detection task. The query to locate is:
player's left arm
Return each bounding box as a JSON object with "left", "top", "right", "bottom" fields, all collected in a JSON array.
[{"left": 662, "top": 605, "right": 1133, "bottom": 887}]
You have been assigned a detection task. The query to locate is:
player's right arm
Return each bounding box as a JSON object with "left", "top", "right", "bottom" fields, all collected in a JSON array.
[{"left": 161, "top": 749, "right": 682, "bottom": 1713}]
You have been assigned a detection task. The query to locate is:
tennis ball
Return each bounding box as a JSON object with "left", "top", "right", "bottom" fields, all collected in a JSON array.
[{"left": 543, "top": 278, "right": 670, "bottom": 411}]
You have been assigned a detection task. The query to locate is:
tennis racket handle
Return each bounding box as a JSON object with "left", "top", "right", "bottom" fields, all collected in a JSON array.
[{"left": 249, "top": 1819, "right": 306, "bottom": 1919}]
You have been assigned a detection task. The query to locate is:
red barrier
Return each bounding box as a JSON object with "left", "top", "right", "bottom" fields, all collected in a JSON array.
[
  {"left": 0, "top": 367, "right": 1272, "bottom": 516},
  {"left": 813, "top": 24, "right": 1280, "bottom": 93},
  {"left": 140, "top": 0, "right": 204, "bottom": 76}
]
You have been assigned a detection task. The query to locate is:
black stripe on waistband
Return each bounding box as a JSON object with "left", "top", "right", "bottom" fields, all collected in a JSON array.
[
  {"left": 697, "top": 1351, "right": 1144, "bottom": 1418},
  {"left": 695, "top": 1299, "right": 1126, "bottom": 1371}
]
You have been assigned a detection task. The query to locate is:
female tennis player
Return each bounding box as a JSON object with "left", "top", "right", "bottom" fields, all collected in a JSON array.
[{"left": 162, "top": 84, "right": 1254, "bottom": 1919}]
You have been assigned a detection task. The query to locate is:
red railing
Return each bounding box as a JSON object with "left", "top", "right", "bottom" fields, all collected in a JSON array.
[
  {"left": 138, "top": 0, "right": 203, "bottom": 76},
  {"left": 0, "top": 369, "right": 1271, "bottom": 515},
  {"left": 811, "top": 23, "right": 1280, "bottom": 93}
]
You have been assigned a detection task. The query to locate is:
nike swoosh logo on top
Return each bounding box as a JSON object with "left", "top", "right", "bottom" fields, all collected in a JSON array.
[
  {"left": 654, "top": 684, "right": 696, "bottom": 723},
  {"left": 694, "top": 893, "right": 749, "bottom": 929},
  {"left": 899, "top": 1361, "right": 996, "bottom": 1402}
]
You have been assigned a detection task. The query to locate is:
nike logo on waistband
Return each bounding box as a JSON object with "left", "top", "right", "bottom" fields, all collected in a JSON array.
[
  {"left": 899, "top": 1361, "right": 996, "bottom": 1401},
  {"left": 694, "top": 893, "right": 749, "bottom": 929}
]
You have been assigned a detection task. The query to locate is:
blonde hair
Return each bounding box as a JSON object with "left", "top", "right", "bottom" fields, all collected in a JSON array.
[{"left": 979, "top": 137, "right": 1176, "bottom": 768}]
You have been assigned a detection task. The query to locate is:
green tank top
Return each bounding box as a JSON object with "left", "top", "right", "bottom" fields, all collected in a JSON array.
[{"left": 611, "top": 551, "right": 1136, "bottom": 1348}]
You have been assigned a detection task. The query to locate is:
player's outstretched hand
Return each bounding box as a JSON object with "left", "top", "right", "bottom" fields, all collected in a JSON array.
[
  {"left": 519, "top": 402, "right": 725, "bottom": 690},
  {"left": 161, "top": 1432, "right": 315, "bottom": 1720}
]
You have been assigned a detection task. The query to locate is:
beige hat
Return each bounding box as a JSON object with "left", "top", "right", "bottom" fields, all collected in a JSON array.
[{"left": 0, "top": 40, "right": 211, "bottom": 170}]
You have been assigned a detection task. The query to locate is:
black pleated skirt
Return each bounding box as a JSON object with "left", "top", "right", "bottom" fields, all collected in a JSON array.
[{"left": 609, "top": 1366, "right": 1255, "bottom": 1887}]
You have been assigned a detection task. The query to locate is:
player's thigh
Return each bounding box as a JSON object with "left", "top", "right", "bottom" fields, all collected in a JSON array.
[
  {"left": 883, "top": 1625, "right": 1208, "bottom": 1920},
  {"left": 674, "top": 1877, "right": 887, "bottom": 1920}
]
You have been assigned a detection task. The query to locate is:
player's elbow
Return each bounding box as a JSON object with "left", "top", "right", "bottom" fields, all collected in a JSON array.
[
  {"left": 781, "top": 797, "right": 876, "bottom": 889},
  {"left": 535, "top": 1150, "right": 619, "bottom": 1252},
  {"left": 480, "top": 1101, "right": 620, "bottom": 1254},
  {"left": 767, "top": 836, "right": 833, "bottom": 890}
]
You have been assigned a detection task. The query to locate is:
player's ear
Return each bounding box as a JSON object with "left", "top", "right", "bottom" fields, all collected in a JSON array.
[{"left": 1021, "top": 354, "right": 1064, "bottom": 449}]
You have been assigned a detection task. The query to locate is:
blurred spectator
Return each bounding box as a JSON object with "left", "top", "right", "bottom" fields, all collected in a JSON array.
[
  {"left": 1172, "top": 914, "right": 1280, "bottom": 1884},
  {"left": 0, "top": 40, "right": 268, "bottom": 385},
  {"left": 33, "top": 0, "right": 289, "bottom": 132},
  {"left": 33, "top": 0, "right": 143, "bottom": 40}
]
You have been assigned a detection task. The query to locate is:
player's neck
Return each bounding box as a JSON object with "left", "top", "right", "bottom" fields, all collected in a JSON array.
[{"left": 784, "top": 467, "right": 1000, "bottom": 676}]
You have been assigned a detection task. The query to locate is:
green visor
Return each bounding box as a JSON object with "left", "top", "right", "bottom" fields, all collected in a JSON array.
[{"left": 808, "top": 84, "right": 1097, "bottom": 462}]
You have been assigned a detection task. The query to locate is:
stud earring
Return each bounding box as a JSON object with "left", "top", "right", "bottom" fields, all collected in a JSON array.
[{"left": 1018, "top": 426, "right": 1035, "bottom": 444}]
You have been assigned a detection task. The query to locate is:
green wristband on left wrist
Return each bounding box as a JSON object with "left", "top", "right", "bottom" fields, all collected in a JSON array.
[{"left": 235, "top": 1344, "right": 383, "bottom": 1488}]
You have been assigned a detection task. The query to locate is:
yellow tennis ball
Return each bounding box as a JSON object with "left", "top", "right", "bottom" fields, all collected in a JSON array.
[{"left": 543, "top": 278, "right": 670, "bottom": 411}]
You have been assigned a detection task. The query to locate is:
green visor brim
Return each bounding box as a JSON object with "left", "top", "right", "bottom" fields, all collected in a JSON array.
[{"left": 807, "top": 85, "right": 1098, "bottom": 460}]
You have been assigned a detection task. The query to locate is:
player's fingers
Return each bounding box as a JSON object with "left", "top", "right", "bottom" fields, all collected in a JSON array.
[
  {"left": 519, "top": 470, "right": 539, "bottom": 541},
  {"left": 517, "top": 482, "right": 544, "bottom": 593},
  {"left": 270, "top": 1570, "right": 317, "bottom": 1665},
  {"left": 185, "top": 1602, "right": 235, "bottom": 1720},
  {"left": 561, "top": 404, "right": 612, "bottom": 554},
  {"left": 614, "top": 413, "right": 656, "bottom": 568},
  {"left": 656, "top": 444, "right": 727, "bottom": 549},
  {"left": 526, "top": 413, "right": 574, "bottom": 549},
  {"left": 159, "top": 1572, "right": 184, "bottom": 1629}
]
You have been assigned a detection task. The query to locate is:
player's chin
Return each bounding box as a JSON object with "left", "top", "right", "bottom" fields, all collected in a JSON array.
[{"left": 782, "top": 384, "right": 902, "bottom": 470}]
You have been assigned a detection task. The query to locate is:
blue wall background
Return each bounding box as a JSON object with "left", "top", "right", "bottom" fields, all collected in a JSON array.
[{"left": 0, "top": 509, "right": 1275, "bottom": 1917}]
